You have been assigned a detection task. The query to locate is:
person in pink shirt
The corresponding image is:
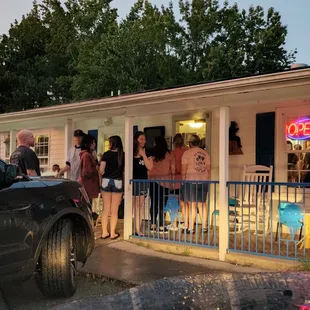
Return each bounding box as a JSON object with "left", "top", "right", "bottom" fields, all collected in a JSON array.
[
  {"left": 171, "top": 134, "right": 188, "bottom": 227},
  {"left": 181, "top": 135, "right": 211, "bottom": 234},
  {"left": 148, "top": 136, "right": 175, "bottom": 233}
]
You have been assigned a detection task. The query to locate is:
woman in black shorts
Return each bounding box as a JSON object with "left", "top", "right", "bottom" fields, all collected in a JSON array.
[
  {"left": 132, "top": 131, "right": 153, "bottom": 236},
  {"left": 99, "top": 136, "right": 124, "bottom": 240}
]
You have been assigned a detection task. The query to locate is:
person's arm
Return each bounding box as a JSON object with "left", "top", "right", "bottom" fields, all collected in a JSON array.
[
  {"left": 26, "top": 169, "right": 38, "bottom": 177},
  {"left": 181, "top": 153, "right": 188, "bottom": 181},
  {"left": 139, "top": 148, "right": 153, "bottom": 171},
  {"left": 99, "top": 161, "right": 106, "bottom": 176},
  {"left": 81, "top": 154, "right": 94, "bottom": 180},
  {"left": 170, "top": 153, "right": 176, "bottom": 180},
  {"left": 206, "top": 153, "right": 211, "bottom": 179},
  {"left": 57, "top": 149, "right": 72, "bottom": 176}
]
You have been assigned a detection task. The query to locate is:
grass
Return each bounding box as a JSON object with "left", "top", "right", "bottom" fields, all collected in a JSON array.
[
  {"left": 298, "top": 258, "right": 310, "bottom": 271},
  {"left": 181, "top": 248, "right": 192, "bottom": 256}
]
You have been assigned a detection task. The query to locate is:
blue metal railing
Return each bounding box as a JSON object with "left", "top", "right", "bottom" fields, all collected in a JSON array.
[
  {"left": 227, "top": 181, "right": 309, "bottom": 260},
  {"left": 130, "top": 179, "right": 219, "bottom": 249}
]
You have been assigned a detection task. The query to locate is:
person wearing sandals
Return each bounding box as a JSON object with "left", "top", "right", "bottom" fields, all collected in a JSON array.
[
  {"left": 148, "top": 136, "right": 175, "bottom": 234},
  {"left": 181, "top": 135, "right": 210, "bottom": 234},
  {"left": 132, "top": 131, "right": 153, "bottom": 236},
  {"left": 99, "top": 136, "right": 124, "bottom": 240}
]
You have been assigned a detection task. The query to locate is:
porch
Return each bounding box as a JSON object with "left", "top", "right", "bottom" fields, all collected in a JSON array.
[{"left": 1, "top": 68, "right": 310, "bottom": 264}]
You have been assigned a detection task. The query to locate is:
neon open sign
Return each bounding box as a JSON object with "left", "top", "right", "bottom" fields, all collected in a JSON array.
[{"left": 286, "top": 117, "right": 310, "bottom": 140}]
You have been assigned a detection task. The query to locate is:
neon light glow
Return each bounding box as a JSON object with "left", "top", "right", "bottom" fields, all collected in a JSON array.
[{"left": 286, "top": 117, "right": 310, "bottom": 140}]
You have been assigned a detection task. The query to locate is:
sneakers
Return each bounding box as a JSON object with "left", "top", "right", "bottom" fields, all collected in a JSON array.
[
  {"left": 159, "top": 227, "right": 169, "bottom": 234},
  {"left": 182, "top": 228, "right": 195, "bottom": 234}
]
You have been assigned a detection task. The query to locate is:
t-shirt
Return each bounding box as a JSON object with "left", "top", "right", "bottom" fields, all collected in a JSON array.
[
  {"left": 133, "top": 156, "right": 148, "bottom": 179},
  {"left": 66, "top": 146, "right": 97, "bottom": 181},
  {"left": 181, "top": 147, "right": 210, "bottom": 181},
  {"left": 10, "top": 145, "right": 41, "bottom": 176},
  {"left": 101, "top": 150, "right": 125, "bottom": 180},
  {"left": 148, "top": 152, "right": 175, "bottom": 188}
]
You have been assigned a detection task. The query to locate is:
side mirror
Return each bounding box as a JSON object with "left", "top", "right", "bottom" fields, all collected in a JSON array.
[{"left": 4, "top": 164, "right": 18, "bottom": 185}]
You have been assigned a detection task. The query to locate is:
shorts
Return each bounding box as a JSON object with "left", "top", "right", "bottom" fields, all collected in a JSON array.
[
  {"left": 101, "top": 178, "right": 123, "bottom": 193},
  {"left": 182, "top": 183, "right": 208, "bottom": 203},
  {"left": 132, "top": 182, "right": 148, "bottom": 197}
]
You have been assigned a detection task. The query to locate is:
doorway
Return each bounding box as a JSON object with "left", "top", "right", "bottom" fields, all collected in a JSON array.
[{"left": 175, "top": 119, "right": 208, "bottom": 149}]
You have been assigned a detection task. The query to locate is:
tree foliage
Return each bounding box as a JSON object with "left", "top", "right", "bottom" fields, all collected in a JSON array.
[{"left": 0, "top": 0, "right": 296, "bottom": 113}]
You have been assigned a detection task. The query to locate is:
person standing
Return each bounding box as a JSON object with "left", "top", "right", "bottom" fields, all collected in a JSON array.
[
  {"left": 148, "top": 136, "right": 175, "bottom": 233},
  {"left": 182, "top": 135, "right": 211, "bottom": 234},
  {"left": 10, "top": 129, "right": 40, "bottom": 176},
  {"left": 171, "top": 133, "right": 188, "bottom": 229},
  {"left": 57, "top": 129, "right": 85, "bottom": 181},
  {"left": 132, "top": 131, "right": 153, "bottom": 236},
  {"left": 99, "top": 136, "right": 125, "bottom": 240},
  {"left": 78, "top": 134, "right": 100, "bottom": 202}
]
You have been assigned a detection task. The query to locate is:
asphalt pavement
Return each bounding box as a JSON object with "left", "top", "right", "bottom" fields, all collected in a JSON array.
[
  {"left": 1, "top": 274, "right": 132, "bottom": 310},
  {"left": 52, "top": 272, "right": 310, "bottom": 310}
]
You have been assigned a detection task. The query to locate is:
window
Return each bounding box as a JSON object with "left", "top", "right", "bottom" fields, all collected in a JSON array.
[
  {"left": 35, "top": 135, "right": 50, "bottom": 172},
  {"left": 286, "top": 116, "right": 310, "bottom": 183}
]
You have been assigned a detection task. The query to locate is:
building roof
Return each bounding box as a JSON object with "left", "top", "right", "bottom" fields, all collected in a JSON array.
[{"left": 1, "top": 67, "right": 310, "bottom": 124}]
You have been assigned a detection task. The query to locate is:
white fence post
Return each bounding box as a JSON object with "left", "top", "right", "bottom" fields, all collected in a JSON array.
[
  {"left": 9, "top": 130, "right": 17, "bottom": 155},
  {"left": 219, "top": 106, "right": 229, "bottom": 261},
  {"left": 124, "top": 116, "right": 133, "bottom": 240},
  {"left": 64, "top": 119, "right": 73, "bottom": 179}
]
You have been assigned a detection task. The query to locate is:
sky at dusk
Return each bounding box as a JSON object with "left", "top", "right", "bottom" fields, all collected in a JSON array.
[{"left": 0, "top": 0, "right": 309, "bottom": 64}]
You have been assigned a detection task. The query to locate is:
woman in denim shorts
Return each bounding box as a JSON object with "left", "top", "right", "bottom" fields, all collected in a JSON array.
[{"left": 99, "top": 136, "right": 124, "bottom": 240}]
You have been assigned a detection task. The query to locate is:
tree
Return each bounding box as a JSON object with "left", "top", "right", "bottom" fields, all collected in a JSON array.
[
  {"left": 0, "top": 0, "right": 296, "bottom": 113},
  {"left": 72, "top": 0, "right": 185, "bottom": 99},
  {"left": 0, "top": 4, "right": 52, "bottom": 112},
  {"left": 178, "top": 0, "right": 296, "bottom": 82}
]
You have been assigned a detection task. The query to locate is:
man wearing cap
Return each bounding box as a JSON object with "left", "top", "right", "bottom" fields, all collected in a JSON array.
[
  {"left": 57, "top": 129, "right": 85, "bottom": 181},
  {"left": 181, "top": 134, "right": 211, "bottom": 234}
]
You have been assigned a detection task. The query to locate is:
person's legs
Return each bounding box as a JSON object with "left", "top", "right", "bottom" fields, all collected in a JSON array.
[
  {"left": 133, "top": 196, "right": 145, "bottom": 235},
  {"left": 149, "top": 182, "right": 159, "bottom": 229},
  {"left": 110, "top": 192, "right": 123, "bottom": 238},
  {"left": 158, "top": 186, "right": 169, "bottom": 229},
  {"left": 101, "top": 191, "right": 111, "bottom": 238}
]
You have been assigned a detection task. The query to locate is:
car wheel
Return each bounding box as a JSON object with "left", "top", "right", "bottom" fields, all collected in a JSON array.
[{"left": 38, "top": 219, "right": 77, "bottom": 298}]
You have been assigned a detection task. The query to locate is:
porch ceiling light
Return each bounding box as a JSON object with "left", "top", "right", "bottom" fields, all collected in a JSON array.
[{"left": 189, "top": 121, "right": 204, "bottom": 129}]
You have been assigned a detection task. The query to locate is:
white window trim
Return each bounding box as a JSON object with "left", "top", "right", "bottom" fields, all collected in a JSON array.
[
  {"left": 276, "top": 103, "right": 310, "bottom": 198},
  {"left": 35, "top": 134, "right": 50, "bottom": 172}
]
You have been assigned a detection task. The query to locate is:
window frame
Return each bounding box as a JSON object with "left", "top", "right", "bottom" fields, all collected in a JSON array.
[{"left": 34, "top": 134, "right": 50, "bottom": 172}]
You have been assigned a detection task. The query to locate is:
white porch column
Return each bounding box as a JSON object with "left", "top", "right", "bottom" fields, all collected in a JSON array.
[
  {"left": 64, "top": 119, "right": 73, "bottom": 178},
  {"left": 124, "top": 116, "right": 133, "bottom": 240},
  {"left": 9, "top": 130, "right": 17, "bottom": 155},
  {"left": 219, "top": 106, "right": 229, "bottom": 261}
]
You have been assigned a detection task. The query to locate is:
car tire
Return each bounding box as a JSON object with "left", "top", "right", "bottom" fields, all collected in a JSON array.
[{"left": 38, "top": 219, "right": 77, "bottom": 298}]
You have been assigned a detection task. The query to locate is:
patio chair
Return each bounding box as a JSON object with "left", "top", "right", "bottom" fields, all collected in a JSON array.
[
  {"left": 275, "top": 202, "right": 303, "bottom": 241},
  {"left": 164, "top": 195, "right": 180, "bottom": 229},
  {"left": 229, "top": 165, "right": 273, "bottom": 234}
]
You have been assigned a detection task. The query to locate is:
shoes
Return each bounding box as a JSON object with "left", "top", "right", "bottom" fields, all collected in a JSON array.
[
  {"left": 168, "top": 225, "right": 178, "bottom": 231},
  {"left": 159, "top": 227, "right": 169, "bottom": 234},
  {"left": 111, "top": 234, "right": 120, "bottom": 240},
  {"left": 100, "top": 233, "right": 110, "bottom": 240},
  {"left": 133, "top": 232, "right": 144, "bottom": 237},
  {"left": 182, "top": 228, "right": 195, "bottom": 234}
]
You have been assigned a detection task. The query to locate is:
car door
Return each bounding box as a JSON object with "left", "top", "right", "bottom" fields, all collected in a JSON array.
[{"left": 0, "top": 163, "right": 33, "bottom": 278}]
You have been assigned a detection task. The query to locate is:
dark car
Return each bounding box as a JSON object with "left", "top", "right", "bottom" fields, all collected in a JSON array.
[{"left": 0, "top": 159, "right": 94, "bottom": 298}]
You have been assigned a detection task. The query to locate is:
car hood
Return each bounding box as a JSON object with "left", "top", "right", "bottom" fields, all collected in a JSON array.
[{"left": 10, "top": 177, "right": 78, "bottom": 189}]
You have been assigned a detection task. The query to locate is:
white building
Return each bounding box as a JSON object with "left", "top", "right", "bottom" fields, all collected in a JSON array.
[{"left": 1, "top": 67, "right": 310, "bottom": 262}]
